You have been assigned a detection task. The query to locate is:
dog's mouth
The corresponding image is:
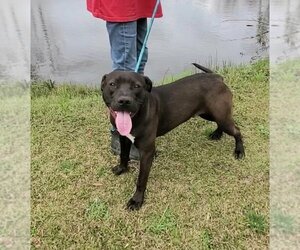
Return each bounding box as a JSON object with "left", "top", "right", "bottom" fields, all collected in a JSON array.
[
  {"left": 109, "top": 108, "right": 135, "bottom": 119},
  {"left": 109, "top": 108, "right": 136, "bottom": 136}
]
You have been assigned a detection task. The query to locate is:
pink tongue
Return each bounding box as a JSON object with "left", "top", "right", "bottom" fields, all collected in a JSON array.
[{"left": 115, "top": 111, "right": 132, "bottom": 136}]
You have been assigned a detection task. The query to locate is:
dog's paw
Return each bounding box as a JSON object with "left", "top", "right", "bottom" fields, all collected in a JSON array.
[
  {"left": 209, "top": 130, "right": 223, "bottom": 140},
  {"left": 234, "top": 149, "right": 245, "bottom": 159},
  {"left": 126, "top": 197, "right": 143, "bottom": 210},
  {"left": 111, "top": 165, "right": 128, "bottom": 175}
]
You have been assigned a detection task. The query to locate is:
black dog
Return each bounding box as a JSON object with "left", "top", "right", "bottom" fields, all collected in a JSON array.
[{"left": 101, "top": 63, "right": 244, "bottom": 210}]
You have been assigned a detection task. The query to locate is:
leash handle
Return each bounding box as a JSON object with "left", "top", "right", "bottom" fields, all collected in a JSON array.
[{"left": 134, "top": 0, "right": 161, "bottom": 73}]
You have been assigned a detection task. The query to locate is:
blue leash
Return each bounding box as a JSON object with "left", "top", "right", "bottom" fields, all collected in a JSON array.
[{"left": 134, "top": 0, "right": 161, "bottom": 73}]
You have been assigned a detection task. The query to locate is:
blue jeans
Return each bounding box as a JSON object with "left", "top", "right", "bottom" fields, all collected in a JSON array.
[{"left": 106, "top": 18, "right": 148, "bottom": 74}]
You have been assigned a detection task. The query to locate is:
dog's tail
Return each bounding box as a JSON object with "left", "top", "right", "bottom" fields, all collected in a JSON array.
[{"left": 192, "top": 63, "right": 214, "bottom": 73}]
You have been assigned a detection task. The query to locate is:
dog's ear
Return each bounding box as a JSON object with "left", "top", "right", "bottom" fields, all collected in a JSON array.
[
  {"left": 101, "top": 74, "right": 107, "bottom": 91},
  {"left": 144, "top": 76, "right": 152, "bottom": 92}
]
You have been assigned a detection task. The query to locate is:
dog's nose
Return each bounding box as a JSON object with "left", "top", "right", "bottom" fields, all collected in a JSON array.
[{"left": 118, "top": 97, "right": 132, "bottom": 106}]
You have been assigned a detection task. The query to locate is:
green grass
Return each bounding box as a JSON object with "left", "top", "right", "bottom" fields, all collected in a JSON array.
[
  {"left": 272, "top": 211, "right": 295, "bottom": 234},
  {"left": 245, "top": 210, "right": 267, "bottom": 234},
  {"left": 85, "top": 198, "right": 110, "bottom": 220},
  {"left": 147, "top": 206, "right": 178, "bottom": 235},
  {"left": 31, "top": 60, "right": 269, "bottom": 249},
  {"left": 0, "top": 83, "right": 30, "bottom": 249},
  {"left": 200, "top": 229, "right": 213, "bottom": 249}
]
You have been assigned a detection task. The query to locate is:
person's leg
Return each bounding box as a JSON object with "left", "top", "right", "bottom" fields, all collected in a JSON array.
[
  {"left": 136, "top": 18, "right": 148, "bottom": 74},
  {"left": 105, "top": 21, "right": 140, "bottom": 160},
  {"left": 106, "top": 21, "right": 137, "bottom": 71}
]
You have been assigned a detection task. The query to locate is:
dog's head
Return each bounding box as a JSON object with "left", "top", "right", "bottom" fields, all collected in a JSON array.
[{"left": 101, "top": 71, "right": 152, "bottom": 136}]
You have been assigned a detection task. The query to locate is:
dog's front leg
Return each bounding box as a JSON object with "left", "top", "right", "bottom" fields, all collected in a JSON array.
[
  {"left": 127, "top": 142, "right": 155, "bottom": 210},
  {"left": 112, "top": 135, "right": 131, "bottom": 175}
]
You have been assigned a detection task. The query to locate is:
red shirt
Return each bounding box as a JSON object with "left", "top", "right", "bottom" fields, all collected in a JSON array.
[{"left": 86, "top": 0, "right": 163, "bottom": 22}]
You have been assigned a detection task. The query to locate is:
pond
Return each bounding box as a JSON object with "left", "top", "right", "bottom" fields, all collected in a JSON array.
[{"left": 1, "top": 0, "right": 299, "bottom": 84}]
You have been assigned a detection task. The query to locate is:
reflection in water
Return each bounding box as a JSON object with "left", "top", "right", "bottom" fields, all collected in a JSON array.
[
  {"left": 271, "top": 0, "right": 300, "bottom": 62},
  {"left": 31, "top": 4, "right": 57, "bottom": 80},
  {"left": 257, "top": 0, "right": 269, "bottom": 46},
  {"left": 284, "top": 3, "right": 300, "bottom": 51}
]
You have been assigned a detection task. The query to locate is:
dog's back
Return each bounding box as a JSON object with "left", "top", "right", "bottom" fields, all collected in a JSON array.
[{"left": 151, "top": 66, "right": 227, "bottom": 137}]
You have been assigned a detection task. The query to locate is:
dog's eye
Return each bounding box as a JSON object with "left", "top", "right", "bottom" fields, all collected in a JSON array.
[
  {"left": 134, "top": 84, "right": 141, "bottom": 88},
  {"left": 109, "top": 82, "right": 116, "bottom": 87}
]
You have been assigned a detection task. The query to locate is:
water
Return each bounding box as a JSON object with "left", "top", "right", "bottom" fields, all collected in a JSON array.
[
  {"left": 270, "top": 0, "right": 300, "bottom": 63},
  {"left": 0, "top": 0, "right": 30, "bottom": 83},
  {"left": 1, "top": 0, "right": 298, "bottom": 84}
]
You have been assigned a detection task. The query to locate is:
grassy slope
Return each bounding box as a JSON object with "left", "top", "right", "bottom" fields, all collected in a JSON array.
[{"left": 31, "top": 60, "right": 269, "bottom": 249}]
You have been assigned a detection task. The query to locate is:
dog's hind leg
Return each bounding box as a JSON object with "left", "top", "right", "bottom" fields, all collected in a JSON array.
[
  {"left": 209, "top": 126, "right": 223, "bottom": 140},
  {"left": 199, "top": 113, "right": 224, "bottom": 140},
  {"left": 218, "top": 119, "right": 245, "bottom": 159}
]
